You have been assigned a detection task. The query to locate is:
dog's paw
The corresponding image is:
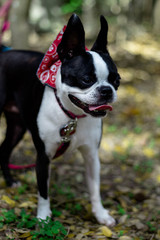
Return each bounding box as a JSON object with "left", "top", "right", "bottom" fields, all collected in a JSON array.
[
  {"left": 10, "top": 181, "right": 21, "bottom": 188},
  {"left": 37, "top": 208, "right": 52, "bottom": 220},
  {"left": 37, "top": 196, "right": 51, "bottom": 220},
  {"left": 37, "top": 212, "right": 51, "bottom": 221},
  {"left": 93, "top": 208, "right": 116, "bottom": 227}
]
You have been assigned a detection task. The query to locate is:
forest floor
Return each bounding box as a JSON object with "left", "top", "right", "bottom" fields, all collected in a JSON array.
[{"left": 0, "top": 27, "right": 160, "bottom": 240}]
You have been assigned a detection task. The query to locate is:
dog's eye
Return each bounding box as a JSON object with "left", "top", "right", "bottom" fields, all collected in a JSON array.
[
  {"left": 114, "top": 78, "right": 120, "bottom": 89},
  {"left": 82, "top": 76, "right": 95, "bottom": 85},
  {"left": 108, "top": 73, "right": 121, "bottom": 90}
]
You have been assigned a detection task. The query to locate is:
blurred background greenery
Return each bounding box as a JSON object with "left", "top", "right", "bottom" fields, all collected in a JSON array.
[{"left": 0, "top": 0, "right": 160, "bottom": 51}]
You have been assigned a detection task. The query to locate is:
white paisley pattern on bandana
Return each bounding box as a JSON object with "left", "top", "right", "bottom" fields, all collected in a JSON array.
[{"left": 37, "top": 25, "right": 67, "bottom": 89}]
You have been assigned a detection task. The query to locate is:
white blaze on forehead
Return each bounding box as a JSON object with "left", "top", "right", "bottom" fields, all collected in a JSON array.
[{"left": 89, "top": 51, "right": 109, "bottom": 82}]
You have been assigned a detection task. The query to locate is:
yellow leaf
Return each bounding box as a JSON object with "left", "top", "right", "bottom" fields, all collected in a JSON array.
[
  {"left": 75, "top": 233, "right": 84, "bottom": 240},
  {"left": 20, "top": 232, "right": 31, "bottom": 238},
  {"left": 156, "top": 175, "right": 160, "bottom": 183},
  {"left": 119, "top": 236, "right": 133, "bottom": 240},
  {"left": 115, "top": 145, "right": 125, "bottom": 154},
  {"left": 126, "top": 86, "right": 138, "bottom": 95},
  {"left": 157, "top": 229, "right": 160, "bottom": 238},
  {"left": 2, "top": 195, "right": 16, "bottom": 207},
  {"left": 26, "top": 237, "right": 32, "bottom": 240},
  {"left": 68, "top": 233, "right": 75, "bottom": 238},
  {"left": 84, "top": 231, "right": 94, "bottom": 236},
  {"left": 100, "top": 226, "right": 112, "bottom": 237},
  {"left": 143, "top": 148, "right": 154, "bottom": 158},
  {"left": 70, "top": 225, "right": 76, "bottom": 231},
  {"left": 19, "top": 201, "right": 36, "bottom": 208}
]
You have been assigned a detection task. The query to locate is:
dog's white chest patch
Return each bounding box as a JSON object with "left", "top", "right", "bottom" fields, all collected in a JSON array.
[
  {"left": 36, "top": 87, "right": 84, "bottom": 158},
  {"left": 37, "top": 87, "right": 68, "bottom": 158}
]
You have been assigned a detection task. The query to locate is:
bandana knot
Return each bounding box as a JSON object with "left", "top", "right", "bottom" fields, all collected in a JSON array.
[{"left": 37, "top": 25, "right": 67, "bottom": 89}]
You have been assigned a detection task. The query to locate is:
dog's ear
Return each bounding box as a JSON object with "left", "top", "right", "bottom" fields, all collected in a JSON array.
[
  {"left": 91, "top": 15, "right": 108, "bottom": 53},
  {"left": 57, "top": 14, "right": 85, "bottom": 61}
]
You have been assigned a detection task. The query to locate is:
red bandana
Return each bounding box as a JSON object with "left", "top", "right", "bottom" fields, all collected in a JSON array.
[
  {"left": 37, "top": 25, "right": 88, "bottom": 89},
  {"left": 37, "top": 25, "right": 67, "bottom": 89}
]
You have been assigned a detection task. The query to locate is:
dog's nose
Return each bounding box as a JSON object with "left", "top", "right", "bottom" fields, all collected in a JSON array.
[{"left": 98, "top": 86, "right": 113, "bottom": 99}]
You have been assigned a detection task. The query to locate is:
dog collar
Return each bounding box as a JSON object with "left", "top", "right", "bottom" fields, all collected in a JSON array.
[
  {"left": 52, "top": 89, "right": 85, "bottom": 159},
  {"left": 54, "top": 89, "right": 86, "bottom": 120}
]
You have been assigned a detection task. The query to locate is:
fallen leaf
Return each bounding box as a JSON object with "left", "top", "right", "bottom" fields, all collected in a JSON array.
[
  {"left": 26, "top": 237, "right": 32, "bottom": 240},
  {"left": 75, "top": 233, "right": 84, "bottom": 240},
  {"left": 19, "top": 201, "right": 36, "bottom": 208},
  {"left": 68, "top": 233, "right": 75, "bottom": 238},
  {"left": 119, "top": 236, "right": 133, "bottom": 240},
  {"left": 84, "top": 231, "right": 94, "bottom": 236},
  {"left": 14, "top": 229, "right": 31, "bottom": 234},
  {"left": 156, "top": 229, "right": 160, "bottom": 239},
  {"left": 19, "top": 232, "right": 31, "bottom": 238},
  {"left": 0, "top": 224, "right": 7, "bottom": 232},
  {"left": 1, "top": 195, "right": 16, "bottom": 207},
  {"left": 143, "top": 148, "right": 155, "bottom": 158},
  {"left": 99, "top": 226, "right": 113, "bottom": 237}
]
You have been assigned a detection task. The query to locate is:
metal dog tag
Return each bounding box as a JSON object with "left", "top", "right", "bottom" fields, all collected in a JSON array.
[{"left": 60, "top": 118, "right": 77, "bottom": 143}]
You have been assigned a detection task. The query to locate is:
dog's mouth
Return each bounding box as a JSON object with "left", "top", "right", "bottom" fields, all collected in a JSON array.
[{"left": 68, "top": 94, "right": 112, "bottom": 117}]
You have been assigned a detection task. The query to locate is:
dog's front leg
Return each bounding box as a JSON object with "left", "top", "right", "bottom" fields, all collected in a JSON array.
[
  {"left": 80, "top": 147, "right": 116, "bottom": 227},
  {"left": 36, "top": 152, "right": 51, "bottom": 220}
]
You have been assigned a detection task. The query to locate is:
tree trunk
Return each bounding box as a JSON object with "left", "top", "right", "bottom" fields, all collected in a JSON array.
[
  {"left": 82, "top": 0, "right": 98, "bottom": 40},
  {"left": 153, "top": 0, "right": 160, "bottom": 32},
  {"left": 128, "top": 0, "right": 154, "bottom": 22},
  {"left": 10, "top": 0, "right": 31, "bottom": 49}
]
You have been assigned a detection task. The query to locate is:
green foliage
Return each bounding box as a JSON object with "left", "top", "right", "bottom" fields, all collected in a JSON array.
[
  {"left": 0, "top": 209, "right": 67, "bottom": 239},
  {"left": 121, "top": 127, "right": 129, "bottom": 135},
  {"left": 134, "top": 160, "right": 154, "bottom": 174},
  {"left": 134, "top": 126, "right": 143, "bottom": 134},
  {"left": 118, "top": 230, "right": 124, "bottom": 237},
  {"left": 52, "top": 208, "right": 62, "bottom": 217},
  {"left": 1, "top": 209, "right": 17, "bottom": 223},
  {"left": 146, "top": 221, "right": 157, "bottom": 232},
  {"left": 54, "top": 183, "right": 75, "bottom": 199},
  {"left": 128, "top": 192, "right": 134, "bottom": 199},
  {"left": 113, "top": 151, "right": 128, "bottom": 163},
  {"left": 61, "top": 0, "right": 83, "bottom": 14},
  {"left": 107, "top": 124, "right": 117, "bottom": 133},
  {"left": 156, "top": 115, "right": 160, "bottom": 127},
  {"left": 17, "top": 209, "right": 37, "bottom": 228},
  {"left": 17, "top": 184, "right": 28, "bottom": 194},
  {"left": 31, "top": 218, "right": 67, "bottom": 240},
  {"left": 117, "top": 204, "right": 126, "bottom": 216},
  {"left": 65, "top": 202, "right": 82, "bottom": 214}
]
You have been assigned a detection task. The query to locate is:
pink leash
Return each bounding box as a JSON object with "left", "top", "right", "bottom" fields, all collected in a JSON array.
[
  {"left": 0, "top": 0, "right": 13, "bottom": 44},
  {"left": 8, "top": 163, "right": 36, "bottom": 170}
]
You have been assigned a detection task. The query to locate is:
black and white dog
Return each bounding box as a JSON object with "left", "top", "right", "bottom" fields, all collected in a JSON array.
[{"left": 0, "top": 14, "right": 120, "bottom": 226}]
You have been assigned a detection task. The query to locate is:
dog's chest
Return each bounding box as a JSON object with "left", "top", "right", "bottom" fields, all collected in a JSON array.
[{"left": 37, "top": 87, "right": 101, "bottom": 159}]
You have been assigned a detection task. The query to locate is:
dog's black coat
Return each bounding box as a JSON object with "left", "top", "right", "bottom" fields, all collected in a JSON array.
[{"left": 0, "top": 50, "right": 45, "bottom": 186}]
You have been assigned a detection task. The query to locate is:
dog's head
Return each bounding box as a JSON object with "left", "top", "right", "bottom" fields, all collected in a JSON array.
[{"left": 56, "top": 14, "right": 120, "bottom": 117}]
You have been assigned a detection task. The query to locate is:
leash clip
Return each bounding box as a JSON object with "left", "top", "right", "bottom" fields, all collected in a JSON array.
[{"left": 60, "top": 118, "right": 77, "bottom": 143}]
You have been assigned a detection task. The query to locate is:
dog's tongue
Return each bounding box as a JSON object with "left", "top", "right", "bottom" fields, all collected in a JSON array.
[{"left": 89, "top": 104, "right": 113, "bottom": 112}]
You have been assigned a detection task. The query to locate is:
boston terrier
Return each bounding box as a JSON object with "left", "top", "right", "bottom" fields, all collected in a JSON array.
[{"left": 0, "top": 14, "right": 120, "bottom": 226}]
